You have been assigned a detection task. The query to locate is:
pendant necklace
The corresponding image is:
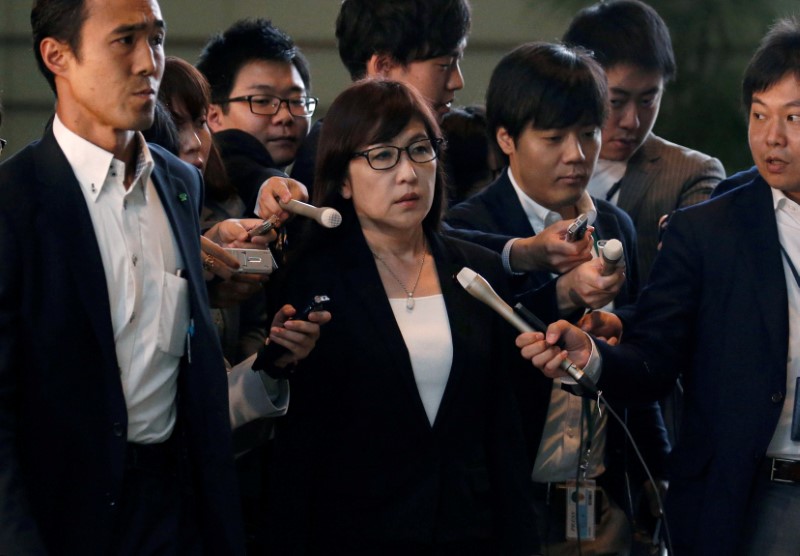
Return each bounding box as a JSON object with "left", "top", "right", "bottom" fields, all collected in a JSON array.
[{"left": 371, "top": 240, "right": 427, "bottom": 311}]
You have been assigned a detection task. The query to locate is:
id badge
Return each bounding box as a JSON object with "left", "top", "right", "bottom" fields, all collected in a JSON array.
[{"left": 566, "top": 479, "right": 596, "bottom": 541}]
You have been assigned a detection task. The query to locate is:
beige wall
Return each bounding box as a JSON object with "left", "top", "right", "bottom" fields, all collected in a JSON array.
[{"left": 0, "top": 0, "right": 571, "bottom": 157}]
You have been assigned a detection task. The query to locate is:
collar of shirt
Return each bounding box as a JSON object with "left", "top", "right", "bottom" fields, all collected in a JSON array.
[
  {"left": 53, "top": 115, "right": 155, "bottom": 202},
  {"left": 587, "top": 158, "right": 627, "bottom": 203},
  {"left": 773, "top": 187, "right": 800, "bottom": 229},
  {"left": 507, "top": 167, "right": 598, "bottom": 234}
]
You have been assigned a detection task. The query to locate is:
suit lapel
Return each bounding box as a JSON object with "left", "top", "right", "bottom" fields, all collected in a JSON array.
[
  {"left": 736, "top": 179, "right": 789, "bottom": 362},
  {"left": 150, "top": 158, "right": 203, "bottom": 296},
  {"left": 487, "top": 172, "right": 537, "bottom": 237},
  {"left": 428, "top": 235, "right": 473, "bottom": 430},
  {"left": 34, "top": 131, "right": 118, "bottom": 371},
  {"left": 340, "top": 234, "right": 434, "bottom": 429},
  {"left": 617, "top": 135, "right": 661, "bottom": 216}
]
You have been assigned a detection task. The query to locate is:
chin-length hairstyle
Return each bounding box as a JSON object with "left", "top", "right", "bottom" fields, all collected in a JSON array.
[{"left": 314, "top": 78, "right": 446, "bottom": 233}]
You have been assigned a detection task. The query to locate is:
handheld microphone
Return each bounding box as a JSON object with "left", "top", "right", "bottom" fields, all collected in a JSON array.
[
  {"left": 600, "top": 239, "right": 624, "bottom": 277},
  {"left": 455, "top": 267, "right": 598, "bottom": 394},
  {"left": 279, "top": 199, "right": 342, "bottom": 228}
]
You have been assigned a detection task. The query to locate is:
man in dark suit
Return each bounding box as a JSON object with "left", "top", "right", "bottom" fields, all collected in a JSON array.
[
  {"left": 446, "top": 42, "right": 669, "bottom": 555},
  {"left": 0, "top": 0, "right": 244, "bottom": 553},
  {"left": 524, "top": 18, "right": 800, "bottom": 555}
]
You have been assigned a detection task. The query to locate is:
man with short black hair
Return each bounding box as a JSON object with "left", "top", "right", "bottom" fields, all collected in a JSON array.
[
  {"left": 198, "top": 18, "right": 315, "bottom": 213},
  {"left": 0, "top": 0, "right": 245, "bottom": 553},
  {"left": 290, "top": 0, "right": 471, "bottom": 191},
  {"left": 563, "top": 0, "right": 725, "bottom": 282},
  {"left": 447, "top": 41, "right": 670, "bottom": 556},
  {"left": 525, "top": 17, "right": 800, "bottom": 555}
]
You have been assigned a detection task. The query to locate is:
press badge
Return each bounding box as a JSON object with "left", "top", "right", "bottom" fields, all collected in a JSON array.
[{"left": 566, "top": 479, "right": 596, "bottom": 541}]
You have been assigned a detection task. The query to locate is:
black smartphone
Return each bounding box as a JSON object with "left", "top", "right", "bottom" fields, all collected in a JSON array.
[
  {"left": 566, "top": 213, "right": 589, "bottom": 242},
  {"left": 253, "top": 295, "right": 331, "bottom": 378}
]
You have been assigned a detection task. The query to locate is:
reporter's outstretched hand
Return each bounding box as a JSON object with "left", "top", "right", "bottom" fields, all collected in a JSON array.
[
  {"left": 556, "top": 255, "right": 625, "bottom": 314},
  {"left": 516, "top": 320, "right": 592, "bottom": 379},
  {"left": 256, "top": 176, "right": 309, "bottom": 222},
  {"left": 509, "top": 220, "right": 593, "bottom": 273}
]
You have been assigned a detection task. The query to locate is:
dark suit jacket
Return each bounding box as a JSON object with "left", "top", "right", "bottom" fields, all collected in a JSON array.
[
  {"left": 598, "top": 175, "right": 789, "bottom": 555},
  {"left": 0, "top": 131, "right": 244, "bottom": 555},
  {"left": 214, "top": 128, "right": 285, "bottom": 216},
  {"left": 444, "top": 169, "right": 670, "bottom": 502},
  {"left": 613, "top": 133, "right": 724, "bottom": 280},
  {"left": 711, "top": 165, "right": 759, "bottom": 199},
  {"left": 264, "top": 212, "right": 539, "bottom": 554}
]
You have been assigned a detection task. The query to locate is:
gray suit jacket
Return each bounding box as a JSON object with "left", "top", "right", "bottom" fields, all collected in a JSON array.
[{"left": 614, "top": 133, "right": 724, "bottom": 280}]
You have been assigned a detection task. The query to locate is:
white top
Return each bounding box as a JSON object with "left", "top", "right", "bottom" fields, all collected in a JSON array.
[
  {"left": 389, "top": 294, "right": 453, "bottom": 425},
  {"left": 53, "top": 116, "right": 188, "bottom": 444},
  {"left": 587, "top": 158, "right": 628, "bottom": 205},
  {"left": 767, "top": 188, "right": 800, "bottom": 458}
]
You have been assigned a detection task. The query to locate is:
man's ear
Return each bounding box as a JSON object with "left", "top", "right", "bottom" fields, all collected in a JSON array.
[
  {"left": 366, "top": 53, "right": 400, "bottom": 78},
  {"left": 496, "top": 127, "right": 516, "bottom": 156},
  {"left": 206, "top": 103, "right": 226, "bottom": 133},
  {"left": 39, "top": 37, "right": 73, "bottom": 80}
]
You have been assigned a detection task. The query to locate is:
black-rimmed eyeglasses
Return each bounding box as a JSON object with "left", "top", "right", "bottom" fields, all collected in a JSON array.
[
  {"left": 0, "top": 138, "right": 6, "bottom": 157},
  {"left": 353, "top": 138, "right": 445, "bottom": 171},
  {"left": 218, "top": 94, "right": 318, "bottom": 118}
]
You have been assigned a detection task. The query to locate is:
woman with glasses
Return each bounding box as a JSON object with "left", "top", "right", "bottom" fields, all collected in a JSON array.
[{"left": 265, "top": 79, "right": 537, "bottom": 555}]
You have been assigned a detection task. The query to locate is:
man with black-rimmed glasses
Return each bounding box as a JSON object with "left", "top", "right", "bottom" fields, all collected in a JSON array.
[{"left": 197, "top": 18, "right": 315, "bottom": 215}]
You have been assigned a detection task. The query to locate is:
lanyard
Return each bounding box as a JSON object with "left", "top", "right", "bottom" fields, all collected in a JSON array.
[
  {"left": 579, "top": 397, "right": 598, "bottom": 481},
  {"left": 780, "top": 244, "right": 800, "bottom": 291}
]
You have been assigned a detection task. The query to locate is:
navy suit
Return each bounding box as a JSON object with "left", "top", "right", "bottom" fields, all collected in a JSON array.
[
  {"left": 711, "top": 165, "right": 760, "bottom": 199},
  {"left": 598, "top": 175, "right": 790, "bottom": 554},
  {"left": 0, "top": 131, "right": 244, "bottom": 555},
  {"left": 444, "top": 169, "right": 670, "bottom": 513}
]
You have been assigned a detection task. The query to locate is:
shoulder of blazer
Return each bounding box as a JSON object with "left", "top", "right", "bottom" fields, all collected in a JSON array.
[{"left": 635, "top": 133, "right": 724, "bottom": 174}]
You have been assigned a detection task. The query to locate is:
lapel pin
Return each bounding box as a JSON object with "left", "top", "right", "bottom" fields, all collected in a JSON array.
[{"left": 178, "top": 192, "right": 188, "bottom": 202}]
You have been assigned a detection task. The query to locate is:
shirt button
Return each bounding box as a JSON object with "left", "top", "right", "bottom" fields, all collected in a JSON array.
[
  {"left": 132, "top": 255, "right": 138, "bottom": 266},
  {"left": 112, "top": 422, "right": 124, "bottom": 437},
  {"left": 129, "top": 312, "right": 135, "bottom": 323},
  {"left": 123, "top": 200, "right": 127, "bottom": 210},
  {"left": 771, "top": 392, "right": 784, "bottom": 404}
]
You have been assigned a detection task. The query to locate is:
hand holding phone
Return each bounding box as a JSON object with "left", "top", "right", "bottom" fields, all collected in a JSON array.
[
  {"left": 253, "top": 295, "right": 331, "bottom": 378},
  {"left": 566, "top": 213, "right": 589, "bottom": 242},
  {"left": 247, "top": 215, "right": 281, "bottom": 240}
]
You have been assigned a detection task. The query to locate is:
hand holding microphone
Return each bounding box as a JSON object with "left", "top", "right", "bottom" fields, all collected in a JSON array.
[
  {"left": 456, "top": 267, "right": 598, "bottom": 394},
  {"left": 599, "top": 238, "right": 624, "bottom": 276},
  {"left": 278, "top": 199, "right": 342, "bottom": 228}
]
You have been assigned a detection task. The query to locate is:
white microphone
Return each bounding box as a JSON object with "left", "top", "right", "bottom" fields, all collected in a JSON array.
[
  {"left": 600, "top": 239, "right": 624, "bottom": 276},
  {"left": 456, "top": 267, "right": 598, "bottom": 394},
  {"left": 279, "top": 199, "right": 342, "bottom": 228}
]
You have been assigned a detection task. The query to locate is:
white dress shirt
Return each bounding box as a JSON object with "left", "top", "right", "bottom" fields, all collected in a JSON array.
[
  {"left": 53, "top": 116, "right": 188, "bottom": 443},
  {"left": 767, "top": 188, "right": 800, "bottom": 458},
  {"left": 587, "top": 158, "right": 628, "bottom": 205}
]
